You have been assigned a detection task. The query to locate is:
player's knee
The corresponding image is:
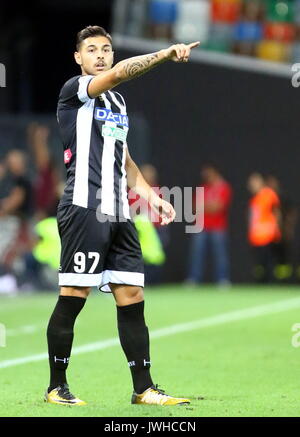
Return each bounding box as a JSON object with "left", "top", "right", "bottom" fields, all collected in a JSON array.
[
  {"left": 125, "top": 286, "right": 144, "bottom": 302},
  {"left": 111, "top": 284, "right": 144, "bottom": 305},
  {"left": 60, "top": 286, "right": 91, "bottom": 298}
]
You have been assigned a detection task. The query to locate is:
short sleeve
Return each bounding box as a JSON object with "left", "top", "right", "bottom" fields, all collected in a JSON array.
[
  {"left": 77, "top": 76, "right": 94, "bottom": 102},
  {"left": 58, "top": 75, "right": 94, "bottom": 106}
]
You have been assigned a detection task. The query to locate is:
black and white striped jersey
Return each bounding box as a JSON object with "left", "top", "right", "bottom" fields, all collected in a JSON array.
[{"left": 57, "top": 75, "right": 131, "bottom": 219}]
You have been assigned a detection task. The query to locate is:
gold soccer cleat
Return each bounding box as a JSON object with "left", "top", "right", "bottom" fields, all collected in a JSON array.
[
  {"left": 44, "top": 384, "right": 87, "bottom": 406},
  {"left": 131, "top": 385, "right": 190, "bottom": 406}
]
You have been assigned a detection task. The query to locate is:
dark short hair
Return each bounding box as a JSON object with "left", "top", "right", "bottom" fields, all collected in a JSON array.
[{"left": 76, "top": 25, "right": 112, "bottom": 51}]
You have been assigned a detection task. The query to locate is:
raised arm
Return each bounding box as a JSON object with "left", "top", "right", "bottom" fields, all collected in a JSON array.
[{"left": 88, "top": 42, "right": 200, "bottom": 98}]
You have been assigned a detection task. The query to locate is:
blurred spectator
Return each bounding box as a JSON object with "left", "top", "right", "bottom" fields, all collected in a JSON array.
[
  {"left": 0, "top": 160, "right": 18, "bottom": 294},
  {"left": 0, "top": 161, "right": 10, "bottom": 197},
  {"left": 27, "top": 122, "right": 60, "bottom": 220},
  {"left": 0, "top": 150, "right": 33, "bottom": 294},
  {"left": 185, "top": 164, "right": 232, "bottom": 286},
  {"left": 265, "top": 174, "right": 297, "bottom": 281},
  {"left": 21, "top": 216, "right": 61, "bottom": 292},
  {"left": 4, "top": 149, "right": 33, "bottom": 219},
  {"left": 247, "top": 172, "right": 281, "bottom": 283}
]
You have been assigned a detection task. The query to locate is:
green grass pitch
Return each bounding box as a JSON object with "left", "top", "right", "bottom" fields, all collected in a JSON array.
[{"left": 0, "top": 284, "right": 300, "bottom": 417}]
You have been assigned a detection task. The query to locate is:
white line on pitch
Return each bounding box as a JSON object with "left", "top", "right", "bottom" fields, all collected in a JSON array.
[{"left": 1, "top": 296, "right": 300, "bottom": 370}]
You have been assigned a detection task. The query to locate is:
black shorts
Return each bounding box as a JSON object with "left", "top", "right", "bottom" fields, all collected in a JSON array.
[{"left": 57, "top": 204, "right": 144, "bottom": 292}]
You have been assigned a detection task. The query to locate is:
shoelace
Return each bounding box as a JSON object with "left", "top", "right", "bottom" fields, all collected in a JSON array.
[
  {"left": 143, "top": 385, "right": 171, "bottom": 404},
  {"left": 57, "top": 384, "right": 75, "bottom": 400},
  {"left": 152, "top": 384, "right": 167, "bottom": 396}
]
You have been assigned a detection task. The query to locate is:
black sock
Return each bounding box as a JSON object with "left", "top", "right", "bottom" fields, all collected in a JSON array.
[
  {"left": 117, "top": 301, "right": 153, "bottom": 394},
  {"left": 47, "top": 295, "right": 86, "bottom": 391}
]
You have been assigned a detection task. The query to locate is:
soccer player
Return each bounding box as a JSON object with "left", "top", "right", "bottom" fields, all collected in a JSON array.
[{"left": 45, "top": 25, "right": 199, "bottom": 406}]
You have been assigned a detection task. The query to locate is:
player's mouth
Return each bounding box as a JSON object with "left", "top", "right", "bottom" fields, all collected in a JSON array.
[{"left": 95, "top": 62, "right": 106, "bottom": 71}]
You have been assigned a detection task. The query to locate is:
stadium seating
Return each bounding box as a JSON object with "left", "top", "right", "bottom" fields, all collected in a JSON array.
[
  {"left": 114, "top": 0, "right": 300, "bottom": 64},
  {"left": 148, "top": 0, "right": 178, "bottom": 40},
  {"left": 173, "top": 0, "right": 210, "bottom": 44},
  {"left": 142, "top": 0, "right": 299, "bottom": 64}
]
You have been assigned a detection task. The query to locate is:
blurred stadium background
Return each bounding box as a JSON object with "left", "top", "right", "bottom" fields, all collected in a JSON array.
[
  {"left": 1, "top": 0, "right": 300, "bottom": 417},
  {"left": 1, "top": 0, "right": 300, "bottom": 288}
]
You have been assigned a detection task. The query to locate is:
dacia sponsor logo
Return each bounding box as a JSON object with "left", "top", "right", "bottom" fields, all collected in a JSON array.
[{"left": 94, "top": 108, "right": 129, "bottom": 127}]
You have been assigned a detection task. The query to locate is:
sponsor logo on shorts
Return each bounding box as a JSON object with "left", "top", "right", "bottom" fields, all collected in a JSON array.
[
  {"left": 95, "top": 108, "right": 129, "bottom": 127},
  {"left": 102, "top": 125, "right": 128, "bottom": 142}
]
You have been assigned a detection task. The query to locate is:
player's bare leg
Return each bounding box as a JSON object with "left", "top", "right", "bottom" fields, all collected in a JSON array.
[
  {"left": 45, "top": 286, "right": 90, "bottom": 405},
  {"left": 60, "top": 286, "right": 91, "bottom": 298},
  {"left": 111, "top": 283, "right": 190, "bottom": 406}
]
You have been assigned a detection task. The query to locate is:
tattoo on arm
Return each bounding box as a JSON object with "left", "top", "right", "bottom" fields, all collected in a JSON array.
[{"left": 122, "top": 53, "right": 161, "bottom": 79}]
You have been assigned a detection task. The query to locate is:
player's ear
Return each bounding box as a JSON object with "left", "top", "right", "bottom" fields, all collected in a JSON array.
[{"left": 74, "top": 51, "right": 82, "bottom": 66}]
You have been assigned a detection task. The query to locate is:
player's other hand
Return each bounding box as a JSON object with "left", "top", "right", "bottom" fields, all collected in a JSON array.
[
  {"left": 151, "top": 197, "right": 176, "bottom": 226},
  {"left": 164, "top": 42, "right": 200, "bottom": 63}
]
